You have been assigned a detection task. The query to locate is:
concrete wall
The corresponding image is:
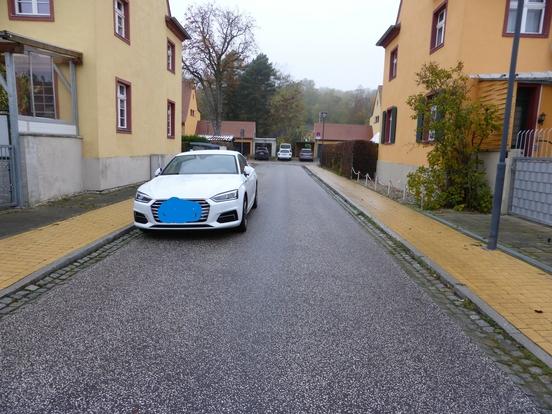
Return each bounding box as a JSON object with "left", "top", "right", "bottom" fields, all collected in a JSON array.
[
  {"left": 84, "top": 153, "right": 176, "bottom": 191},
  {"left": 376, "top": 160, "right": 418, "bottom": 188},
  {"left": 20, "top": 135, "right": 83, "bottom": 206}
]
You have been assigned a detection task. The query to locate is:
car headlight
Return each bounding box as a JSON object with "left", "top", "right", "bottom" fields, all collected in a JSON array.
[
  {"left": 135, "top": 191, "right": 152, "bottom": 203},
  {"left": 211, "top": 190, "right": 239, "bottom": 203}
]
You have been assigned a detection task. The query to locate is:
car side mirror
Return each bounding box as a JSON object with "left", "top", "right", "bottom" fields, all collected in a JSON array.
[
  {"left": 243, "top": 165, "right": 253, "bottom": 176},
  {"left": 154, "top": 167, "right": 162, "bottom": 177}
]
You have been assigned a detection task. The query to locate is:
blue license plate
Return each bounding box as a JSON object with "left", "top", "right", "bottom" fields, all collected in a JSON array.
[{"left": 157, "top": 198, "right": 202, "bottom": 223}]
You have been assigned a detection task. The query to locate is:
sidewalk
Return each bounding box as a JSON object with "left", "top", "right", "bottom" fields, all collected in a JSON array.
[
  {"left": 0, "top": 192, "right": 135, "bottom": 294},
  {"left": 306, "top": 165, "right": 552, "bottom": 366}
]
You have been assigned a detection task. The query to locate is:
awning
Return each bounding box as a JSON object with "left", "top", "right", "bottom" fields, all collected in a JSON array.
[
  {"left": 471, "top": 71, "right": 552, "bottom": 84},
  {"left": 0, "top": 31, "right": 83, "bottom": 63}
]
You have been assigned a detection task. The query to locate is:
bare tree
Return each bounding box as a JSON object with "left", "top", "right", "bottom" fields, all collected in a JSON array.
[{"left": 182, "top": 3, "right": 255, "bottom": 135}]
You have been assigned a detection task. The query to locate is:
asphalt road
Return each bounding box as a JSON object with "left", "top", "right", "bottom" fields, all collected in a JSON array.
[{"left": 0, "top": 163, "right": 539, "bottom": 413}]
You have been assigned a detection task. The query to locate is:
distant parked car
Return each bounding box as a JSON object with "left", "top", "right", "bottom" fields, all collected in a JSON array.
[
  {"left": 277, "top": 149, "right": 292, "bottom": 161},
  {"left": 299, "top": 148, "right": 314, "bottom": 162},
  {"left": 279, "top": 143, "right": 292, "bottom": 155},
  {"left": 254, "top": 147, "right": 270, "bottom": 160}
]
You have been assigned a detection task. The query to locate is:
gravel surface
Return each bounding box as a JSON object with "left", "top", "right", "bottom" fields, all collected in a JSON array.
[{"left": 0, "top": 163, "right": 539, "bottom": 413}]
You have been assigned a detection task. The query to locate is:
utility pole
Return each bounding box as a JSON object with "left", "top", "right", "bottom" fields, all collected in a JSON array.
[
  {"left": 319, "top": 111, "right": 328, "bottom": 160},
  {"left": 487, "top": 0, "right": 524, "bottom": 250}
]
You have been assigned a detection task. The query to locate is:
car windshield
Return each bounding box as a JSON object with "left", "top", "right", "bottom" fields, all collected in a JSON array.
[
  {"left": 301, "top": 149, "right": 312, "bottom": 153},
  {"left": 162, "top": 154, "right": 238, "bottom": 175},
  {"left": 280, "top": 149, "right": 290, "bottom": 153}
]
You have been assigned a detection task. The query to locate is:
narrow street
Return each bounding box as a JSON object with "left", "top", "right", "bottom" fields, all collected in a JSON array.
[{"left": 0, "top": 163, "right": 539, "bottom": 413}]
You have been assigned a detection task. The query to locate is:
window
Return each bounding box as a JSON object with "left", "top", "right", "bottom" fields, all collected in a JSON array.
[
  {"left": 116, "top": 79, "right": 131, "bottom": 132},
  {"left": 114, "top": 0, "right": 130, "bottom": 43},
  {"left": 381, "top": 107, "right": 398, "bottom": 144},
  {"left": 167, "top": 100, "right": 175, "bottom": 138},
  {"left": 505, "top": 0, "right": 550, "bottom": 36},
  {"left": 389, "top": 47, "right": 398, "bottom": 81},
  {"left": 431, "top": 3, "right": 447, "bottom": 51},
  {"left": 8, "top": 0, "right": 53, "bottom": 20},
  {"left": 416, "top": 98, "right": 442, "bottom": 144},
  {"left": 167, "top": 39, "right": 175, "bottom": 73},
  {"left": 375, "top": 115, "right": 380, "bottom": 123},
  {"left": 14, "top": 52, "right": 56, "bottom": 119},
  {"left": 190, "top": 109, "right": 195, "bottom": 117}
]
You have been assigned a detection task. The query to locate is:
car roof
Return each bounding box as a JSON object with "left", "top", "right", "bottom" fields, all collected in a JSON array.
[{"left": 175, "top": 150, "right": 241, "bottom": 156}]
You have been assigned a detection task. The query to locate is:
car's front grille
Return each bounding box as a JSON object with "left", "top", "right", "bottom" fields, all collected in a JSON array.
[{"left": 151, "top": 199, "right": 210, "bottom": 223}]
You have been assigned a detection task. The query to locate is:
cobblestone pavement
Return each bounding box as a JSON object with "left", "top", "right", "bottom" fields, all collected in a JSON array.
[{"left": 0, "top": 164, "right": 548, "bottom": 413}]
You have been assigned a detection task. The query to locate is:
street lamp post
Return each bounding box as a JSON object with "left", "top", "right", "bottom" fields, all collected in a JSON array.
[
  {"left": 487, "top": 0, "right": 524, "bottom": 250},
  {"left": 319, "top": 111, "right": 328, "bottom": 160}
]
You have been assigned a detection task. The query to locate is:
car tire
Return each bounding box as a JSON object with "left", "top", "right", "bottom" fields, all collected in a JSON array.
[
  {"left": 237, "top": 197, "right": 248, "bottom": 233},
  {"left": 252, "top": 184, "right": 258, "bottom": 209}
]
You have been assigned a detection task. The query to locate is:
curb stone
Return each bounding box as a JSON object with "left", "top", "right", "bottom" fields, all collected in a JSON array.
[{"left": 0, "top": 225, "right": 134, "bottom": 299}]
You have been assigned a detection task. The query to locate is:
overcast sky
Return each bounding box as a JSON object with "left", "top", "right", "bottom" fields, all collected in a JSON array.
[{"left": 169, "top": 0, "right": 401, "bottom": 91}]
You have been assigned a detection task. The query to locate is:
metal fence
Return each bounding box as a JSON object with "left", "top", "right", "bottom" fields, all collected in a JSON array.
[
  {"left": 0, "top": 145, "right": 16, "bottom": 208},
  {"left": 513, "top": 128, "right": 552, "bottom": 158}
]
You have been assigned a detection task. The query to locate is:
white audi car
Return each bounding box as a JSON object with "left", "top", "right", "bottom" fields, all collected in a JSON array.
[{"left": 134, "top": 150, "right": 257, "bottom": 232}]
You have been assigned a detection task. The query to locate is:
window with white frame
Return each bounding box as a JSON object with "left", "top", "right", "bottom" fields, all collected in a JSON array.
[
  {"left": 114, "top": 0, "right": 129, "bottom": 40},
  {"left": 14, "top": 0, "right": 51, "bottom": 16},
  {"left": 433, "top": 7, "right": 447, "bottom": 49},
  {"left": 117, "top": 81, "right": 130, "bottom": 131},
  {"left": 428, "top": 105, "right": 438, "bottom": 142},
  {"left": 507, "top": 0, "right": 547, "bottom": 34},
  {"left": 167, "top": 40, "right": 175, "bottom": 72},
  {"left": 167, "top": 101, "right": 175, "bottom": 138}
]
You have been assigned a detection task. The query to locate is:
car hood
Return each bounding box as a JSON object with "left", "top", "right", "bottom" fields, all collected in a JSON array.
[{"left": 138, "top": 174, "right": 245, "bottom": 200}]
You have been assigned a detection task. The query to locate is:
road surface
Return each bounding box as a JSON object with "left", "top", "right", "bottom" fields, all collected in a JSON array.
[{"left": 0, "top": 163, "right": 538, "bottom": 413}]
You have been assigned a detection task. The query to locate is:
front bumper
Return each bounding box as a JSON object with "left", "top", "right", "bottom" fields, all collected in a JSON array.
[
  {"left": 133, "top": 197, "right": 243, "bottom": 230},
  {"left": 278, "top": 155, "right": 292, "bottom": 160}
]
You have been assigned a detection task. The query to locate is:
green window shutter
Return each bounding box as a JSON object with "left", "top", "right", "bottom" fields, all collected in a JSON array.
[
  {"left": 390, "top": 106, "right": 397, "bottom": 144},
  {"left": 416, "top": 112, "right": 424, "bottom": 143},
  {"left": 381, "top": 110, "right": 387, "bottom": 143}
]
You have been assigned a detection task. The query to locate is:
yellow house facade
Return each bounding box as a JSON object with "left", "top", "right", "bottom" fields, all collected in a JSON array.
[
  {"left": 369, "top": 85, "right": 382, "bottom": 140},
  {"left": 0, "top": 0, "right": 188, "bottom": 206},
  {"left": 182, "top": 80, "right": 201, "bottom": 136},
  {"left": 376, "top": 0, "right": 552, "bottom": 188}
]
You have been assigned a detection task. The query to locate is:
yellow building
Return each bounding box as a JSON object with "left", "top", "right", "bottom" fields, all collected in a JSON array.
[
  {"left": 0, "top": 0, "right": 188, "bottom": 206},
  {"left": 182, "top": 80, "right": 201, "bottom": 136},
  {"left": 376, "top": 0, "right": 552, "bottom": 188},
  {"left": 369, "top": 85, "right": 383, "bottom": 141}
]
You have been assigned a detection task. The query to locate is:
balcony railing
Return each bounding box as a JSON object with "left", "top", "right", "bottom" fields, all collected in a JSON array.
[{"left": 512, "top": 129, "right": 552, "bottom": 158}]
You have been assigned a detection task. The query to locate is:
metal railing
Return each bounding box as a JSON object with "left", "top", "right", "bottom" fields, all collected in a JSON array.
[
  {"left": 513, "top": 128, "right": 552, "bottom": 158},
  {"left": 0, "top": 144, "right": 16, "bottom": 208},
  {"left": 351, "top": 167, "right": 416, "bottom": 205}
]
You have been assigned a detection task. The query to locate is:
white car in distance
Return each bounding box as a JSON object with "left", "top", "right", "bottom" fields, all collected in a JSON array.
[
  {"left": 134, "top": 150, "right": 257, "bottom": 232},
  {"left": 277, "top": 149, "right": 292, "bottom": 161}
]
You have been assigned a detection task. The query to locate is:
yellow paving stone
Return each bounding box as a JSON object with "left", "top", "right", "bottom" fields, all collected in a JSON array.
[
  {"left": 308, "top": 165, "right": 552, "bottom": 358},
  {"left": 0, "top": 199, "right": 133, "bottom": 291}
]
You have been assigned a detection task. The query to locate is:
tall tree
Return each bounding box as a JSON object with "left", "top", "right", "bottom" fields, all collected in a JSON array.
[
  {"left": 182, "top": 3, "right": 255, "bottom": 135},
  {"left": 231, "top": 54, "right": 276, "bottom": 136},
  {"left": 268, "top": 81, "right": 305, "bottom": 141}
]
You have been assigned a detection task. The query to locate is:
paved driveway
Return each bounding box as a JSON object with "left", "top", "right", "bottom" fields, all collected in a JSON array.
[{"left": 0, "top": 164, "right": 538, "bottom": 413}]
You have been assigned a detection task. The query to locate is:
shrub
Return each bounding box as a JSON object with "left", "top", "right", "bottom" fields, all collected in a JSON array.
[{"left": 406, "top": 62, "right": 497, "bottom": 213}]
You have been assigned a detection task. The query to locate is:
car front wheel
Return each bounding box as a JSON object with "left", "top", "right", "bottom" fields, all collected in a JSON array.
[{"left": 237, "top": 197, "right": 248, "bottom": 233}]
